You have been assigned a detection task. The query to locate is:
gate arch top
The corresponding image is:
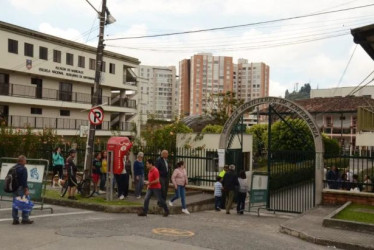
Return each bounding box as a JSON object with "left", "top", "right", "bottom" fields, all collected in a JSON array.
[{"left": 218, "top": 96, "right": 323, "bottom": 153}]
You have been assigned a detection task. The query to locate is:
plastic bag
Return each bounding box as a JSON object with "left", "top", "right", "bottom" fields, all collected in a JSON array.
[{"left": 12, "top": 196, "right": 34, "bottom": 212}]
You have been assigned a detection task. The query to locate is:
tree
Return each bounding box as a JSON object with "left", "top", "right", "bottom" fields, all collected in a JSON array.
[
  {"left": 203, "top": 91, "right": 244, "bottom": 125},
  {"left": 247, "top": 124, "right": 267, "bottom": 156},
  {"left": 201, "top": 124, "right": 223, "bottom": 133},
  {"left": 285, "top": 83, "right": 311, "bottom": 101}
]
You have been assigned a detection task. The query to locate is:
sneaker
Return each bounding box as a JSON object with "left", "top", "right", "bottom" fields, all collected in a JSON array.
[
  {"left": 168, "top": 201, "right": 173, "bottom": 206},
  {"left": 57, "top": 179, "right": 62, "bottom": 188},
  {"left": 215, "top": 208, "right": 221, "bottom": 212},
  {"left": 138, "top": 212, "right": 147, "bottom": 216},
  {"left": 98, "top": 190, "right": 106, "bottom": 194},
  {"left": 21, "top": 220, "right": 34, "bottom": 224},
  {"left": 136, "top": 196, "right": 141, "bottom": 199},
  {"left": 12, "top": 220, "right": 19, "bottom": 225},
  {"left": 181, "top": 209, "right": 190, "bottom": 215},
  {"left": 119, "top": 195, "right": 125, "bottom": 200},
  {"left": 163, "top": 211, "right": 169, "bottom": 217}
]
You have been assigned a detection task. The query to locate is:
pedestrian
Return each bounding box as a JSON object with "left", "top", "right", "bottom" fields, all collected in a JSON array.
[
  {"left": 155, "top": 150, "right": 169, "bottom": 201},
  {"left": 326, "top": 166, "right": 339, "bottom": 189},
  {"left": 52, "top": 147, "right": 64, "bottom": 188},
  {"left": 169, "top": 161, "right": 190, "bottom": 214},
  {"left": 66, "top": 149, "right": 78, "bottom": 200},
  {"left": 237, "top": 171, "right": 249, "bottom": 215},
  {"left": 12, "top": 155, "right": 33, "bottom": 225},
  {"left": 134, "top": 152, "right": 145, "bottom": 199},
  {"left": 138, "top": 159, "right": 169, "bottom": 217},
  {"left": 92, "top": 152, "right": 102, "bottom": 195},
  {"left": 363, "top": 175, "right": 372, "bottom": 192},
  {"left": 124, "top": 152, "right": 132, "bottom": 198},
  {"left": 214, "top": 176, "right": 223, "bottom": 211},
  {"left": 222, "top": 164, "right": 239, "bottom": 214},
  {"left": 114, "top": 153, "right": 127, "bottom": 200},
  {"left": 100, "top": 150, "right": 107, "bottom": 192},
  {"left": 219, "top": 165, "right": 229, "bottom": 209}
]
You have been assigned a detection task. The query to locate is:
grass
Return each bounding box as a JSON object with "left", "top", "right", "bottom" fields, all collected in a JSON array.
[
  {"left": 43, "top": 189, "right": 142, "bottom": 206},
  {"left": 334, "top": 203, "right": 374, "bottom": 224}
]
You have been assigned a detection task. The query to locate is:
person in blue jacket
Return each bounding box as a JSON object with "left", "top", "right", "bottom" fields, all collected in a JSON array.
[
  {"left": 134, "top": 152, "right": 144, "bottom": 199},
  {"left": 12, "top": 155, "right": 33, "bottom": 225},
  {"left": 52, "top": 147, "right": 64, "bottom": 187}
]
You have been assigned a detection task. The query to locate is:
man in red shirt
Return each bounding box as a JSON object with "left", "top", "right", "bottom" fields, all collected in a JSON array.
[{"left": 138, "top": 159, "right": 169, "bottom": 217}]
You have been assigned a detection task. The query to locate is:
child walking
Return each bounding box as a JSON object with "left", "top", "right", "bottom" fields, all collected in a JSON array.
[{"left": 214, "top": 176, "right": 223, "bottom": 211}]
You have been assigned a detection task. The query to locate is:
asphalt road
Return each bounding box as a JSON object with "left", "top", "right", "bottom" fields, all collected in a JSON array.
[{"left": 0, "top": 200, "right": 330, "bottom": 250}]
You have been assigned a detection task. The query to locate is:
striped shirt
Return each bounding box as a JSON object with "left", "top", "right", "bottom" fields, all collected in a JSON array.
[{"left": 214, "top": 181, "right": 223, "bottom": 197}]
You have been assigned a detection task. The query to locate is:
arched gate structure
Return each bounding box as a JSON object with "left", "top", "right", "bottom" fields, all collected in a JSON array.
[{"left": 219, "top": 97, "right": 324, "bottom": 213}]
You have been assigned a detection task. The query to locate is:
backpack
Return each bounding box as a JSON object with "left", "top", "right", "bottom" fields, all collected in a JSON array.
[{"left": 3, "top": 165, "right": 20, "bottom": 193}]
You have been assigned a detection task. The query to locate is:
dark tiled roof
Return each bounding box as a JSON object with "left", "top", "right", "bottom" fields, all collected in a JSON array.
[
  {"left": 294, "top": 96, "right": 374, "bottom": 113},
  {"left": 351, "top": 24, "right": 374, "bottom": 61}
]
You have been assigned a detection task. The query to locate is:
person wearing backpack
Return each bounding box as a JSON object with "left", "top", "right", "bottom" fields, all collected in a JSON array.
[{"left": 12, "top": 155, "right": 33, "bottom": 225}]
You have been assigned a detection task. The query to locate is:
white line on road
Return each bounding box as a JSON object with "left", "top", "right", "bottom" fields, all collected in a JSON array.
[
  {"left": 0, "top": 211, "right": 94, "bottom": 222},
  {"left": 0, "top": 206, "right": 42, "bottom": 211}
]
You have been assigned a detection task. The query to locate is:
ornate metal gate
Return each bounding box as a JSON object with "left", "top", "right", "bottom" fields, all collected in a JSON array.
[{"left": 219, "top": 97, "right": 324, "bottom": 213}]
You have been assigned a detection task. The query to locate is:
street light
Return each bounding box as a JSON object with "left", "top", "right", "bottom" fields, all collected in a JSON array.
[{"left": 83, "top": 0, "right": 115, "bottom": 196}]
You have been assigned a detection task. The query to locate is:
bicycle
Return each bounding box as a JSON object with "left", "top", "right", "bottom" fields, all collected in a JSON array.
[{"left": 60, "top": 171, "right": 96, "bottom": 198}]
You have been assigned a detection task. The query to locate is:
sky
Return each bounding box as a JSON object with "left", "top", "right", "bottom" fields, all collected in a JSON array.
[{"left": 2, "top": 0, "right": 374, "bottom": 97}]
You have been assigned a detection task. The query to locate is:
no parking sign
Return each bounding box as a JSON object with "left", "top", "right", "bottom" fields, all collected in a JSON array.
[{"left": 88, "top": 107, "right": 104, "bottom": 125}]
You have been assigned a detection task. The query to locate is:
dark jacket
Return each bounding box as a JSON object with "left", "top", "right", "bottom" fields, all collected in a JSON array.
[
  {"left": 155, "top": 157, "right": 169, "bottom": 178},
  {"left": 133, "top": 160, "right": 144, "bottom": 176},
  {"left": 15, "top": 163, "right": 28, "bottom": 189},
  {"left": 125, "top": 160, "right": 132, "bottom": 176},
  {"left": 222, "top": 171, "right": 239, "bottom": 191}
]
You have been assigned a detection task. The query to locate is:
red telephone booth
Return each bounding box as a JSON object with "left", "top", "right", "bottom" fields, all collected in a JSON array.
[{"left": 107, "top": 137, "right": 133, "bottom": 174}]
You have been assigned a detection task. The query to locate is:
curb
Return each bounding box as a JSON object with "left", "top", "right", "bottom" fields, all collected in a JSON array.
[
  {"left": 43, "top": 196, "right": 215, "bottom": 215},
  {"left": 279, "top": 225, "right": 374, "bottom": 250}
]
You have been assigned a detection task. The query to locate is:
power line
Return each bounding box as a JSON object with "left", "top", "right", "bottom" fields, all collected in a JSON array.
[
  {"left": 332, "top": 44, "right": 358, "bottom": 96},
  {"left": 106, "top": 3, "right": 374, "bottom": 41},
  {"left": 346, "top": 70, "right": 374, "bottom": 96}
]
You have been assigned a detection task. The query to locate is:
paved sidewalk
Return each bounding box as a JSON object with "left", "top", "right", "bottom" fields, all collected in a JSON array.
[{"left": 280, "top": 205, "right": 374, "bottom": 250}]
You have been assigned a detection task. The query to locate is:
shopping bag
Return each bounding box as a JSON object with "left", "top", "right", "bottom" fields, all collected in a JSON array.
[{"left": 12, "top": 196, "right": 34, "bottom": 212}]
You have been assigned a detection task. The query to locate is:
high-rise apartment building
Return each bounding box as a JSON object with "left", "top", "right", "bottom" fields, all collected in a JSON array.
[
  {"left": 136, "top": 65, "right": 176, "bottom": 121},
  {"left": 179, "top": 53, "right": 233, "bottom": 116},
  {"left": 233, "top": 59, "right": 270, "bottom": 102}
]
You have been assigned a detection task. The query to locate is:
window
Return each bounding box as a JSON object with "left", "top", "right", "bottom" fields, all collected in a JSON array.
[
  {"left": 109, "top": 63, "right": 115, "bottom": 74},
  {"left": 66, "top": 53, "right": 74, "bottom": 66},
  {"left": 89, "top": 58, "right": 96, "bottom": 70},
  {"left": 31, "top": 107, "right": 42, "bottom": 115},
  {"left": 78, "top": 56, "right": 85, "bottom": 68},
  {"left": 59, "top": 82, "right": 72, "bottom": 101},
  {"left": 53, "top": 50, "right": 61, "bottom": 63},
  {"left": 325, "top": 116, "right": 332, "bottom": 127},
  {"left": 8, "top": 39, "right": 18, "bottom": 54},
  {"left": 100, "top": 61, "right": 106, "bottom": 72},
  {"left": 24, "top": 43, "right": 33, "bottom": 57},
  {"left": 39, "top": 46, "right": 48, "bottom": 60},
  {"left": 60, "top": 110, "right": 70, "bottom": 116}
]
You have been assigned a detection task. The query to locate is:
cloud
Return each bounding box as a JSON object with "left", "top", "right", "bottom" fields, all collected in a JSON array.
[{"left": 39, "top": 23, "right": 85, "bottom": 42}]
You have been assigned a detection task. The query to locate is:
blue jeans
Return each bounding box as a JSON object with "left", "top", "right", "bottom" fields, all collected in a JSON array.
[
  {"left": 170, "top": 185, "right": 186, "bottom": 209},
  {"left": 100, "top": 173, "right": 106, "bottom": 191},
  {"left": 215, "top": 196, "right": 222, "bottom": 210},
  {"left": 134, "top": 175, "right": 144, "bottom": 197},
  {"left": 12, "top": 187, "right": 29, "bottom": 221},
  {"left": 143, "top": 188, "right": 169, "bottom": 214}
]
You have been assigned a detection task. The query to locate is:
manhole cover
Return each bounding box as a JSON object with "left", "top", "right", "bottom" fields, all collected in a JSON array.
[{"left": 152, "top": 228, "right": 195, "bottom": 237}]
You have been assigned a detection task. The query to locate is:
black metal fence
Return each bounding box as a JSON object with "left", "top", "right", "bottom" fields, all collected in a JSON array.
[
  {"left": 324, "top": 154, "right": 374, "bottom": 193},
  {"left": 140, "top": 147, "right": 218, "bottom": 187}
]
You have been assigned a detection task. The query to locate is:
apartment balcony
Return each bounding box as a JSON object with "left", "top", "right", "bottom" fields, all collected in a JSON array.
[
  {"left": 0, "top": 83, "right": 136, "bottom": 109},
  {"left": 7, "top": 115, "right": 134, "bottom": 132}
]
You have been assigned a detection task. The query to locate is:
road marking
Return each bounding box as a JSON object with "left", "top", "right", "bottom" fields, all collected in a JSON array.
[
  {"left": 0, "top": 211, "right": 93, "bottom": 222},
  {"left": 152, "top": 228, "right": 195, "bottom": 237},
  {"left": 0, "top": 205, "right": 42, "bottom": 211}
]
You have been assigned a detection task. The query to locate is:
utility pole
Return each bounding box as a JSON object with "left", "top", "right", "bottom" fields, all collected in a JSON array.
[{"left": 83, "top": 0, "right": 107, "bottom": 195}]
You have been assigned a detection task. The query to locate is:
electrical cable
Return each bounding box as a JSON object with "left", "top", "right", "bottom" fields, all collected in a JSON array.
[
  {"left": 106, "top": 3, "right": 374, "bottom": 41},
  {"left": 346, "top": 70, "right": 374, "bottom": 96}
]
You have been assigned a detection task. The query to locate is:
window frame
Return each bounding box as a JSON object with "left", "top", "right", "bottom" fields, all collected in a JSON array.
[
  {"left": 78, "top": 56, "right": 85, "bottom": 68},
  {"left": 31, "top": 107, "right": 42, "bottom": 115},
  {"left": 24, "top": 43, "right": 34, "bottom": 57},
  {"left": 8, "top": 39, "right": 18, "bottom": 54},
  {"left": 66, "top": 53, "right": 74, "bottom": 66},
  {"left": 39, "top": 46, "right": 48, "bottom": 60},
  {"left": 53, "top": 50, "right": 61, "bottom": 63}
]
